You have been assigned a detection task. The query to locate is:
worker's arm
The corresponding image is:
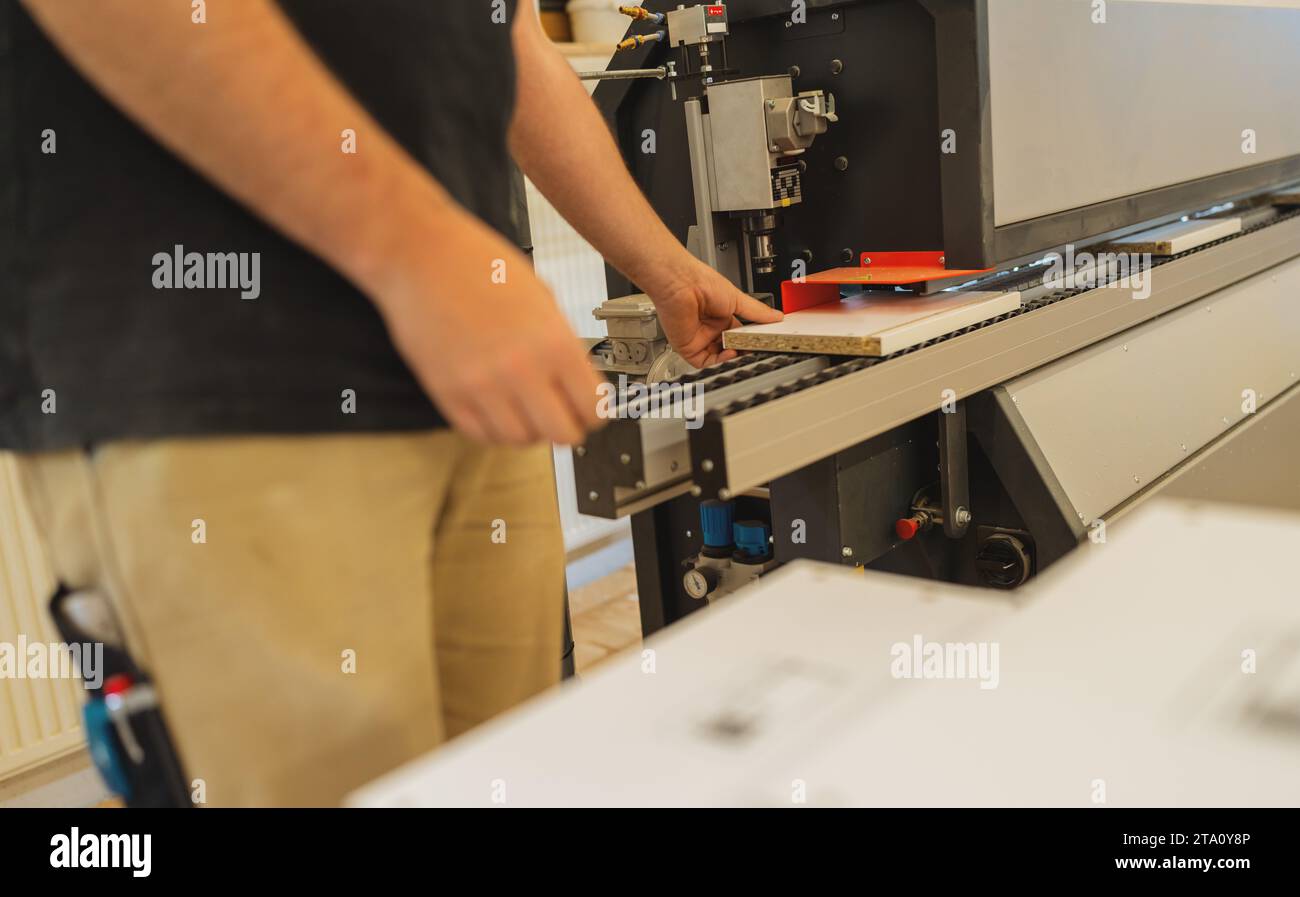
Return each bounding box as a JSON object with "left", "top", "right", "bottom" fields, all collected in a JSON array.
[
  {"left": 19, "top": 0, "right": 602, "bottom": 446},
  {"left": 509, "top": 2, "right": 782, "bottom": 368}
]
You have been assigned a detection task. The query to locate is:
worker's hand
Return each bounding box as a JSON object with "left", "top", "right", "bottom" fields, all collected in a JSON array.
[
  {"left": 380, "top": 222, "right": 606, "bottom": 446},
  {"left": 645, "top": 257, "right": 784, "bottom": 368}
]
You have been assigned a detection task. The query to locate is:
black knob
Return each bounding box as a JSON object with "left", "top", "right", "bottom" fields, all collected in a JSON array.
[{"left": 975, "top": 533, "right": 1031, "bottom": 589}]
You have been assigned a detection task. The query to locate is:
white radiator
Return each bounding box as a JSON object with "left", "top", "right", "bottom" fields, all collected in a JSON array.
[
  {"left": 0, "top": 454, "right": 85, "bottom": 780},
  {"left": 534, "top": 47, "right": 631, "bottom": 553}
]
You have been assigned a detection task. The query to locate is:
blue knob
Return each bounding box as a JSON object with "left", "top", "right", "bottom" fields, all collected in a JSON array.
[
  {"left": 699, "top": 500, "right": 735, "bottom": 549},
  {"left": 733, "top": 520, "right": 771, "bottom": 559}
]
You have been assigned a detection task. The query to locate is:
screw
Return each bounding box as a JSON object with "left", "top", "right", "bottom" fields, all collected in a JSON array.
[
  {"left": 635, "top": 480, "right": 646, "bottom": 489},
  {"left": 841, "top": 248, "right": 855, "bottom": 263},
  {"left": 686, "top": 530, "right": 693, "bottom": 539},
  {"left": 619, "top": 453, "right": 631, "bottom": 465},
  {"left": 719, "top": 488, "right": 732, "bottom": 500},
  {"left": 789, "top": 65, "right": 801, "bottom": 78},
  {"left": 862, "top": 257, "right": 872, "bottom": 265},
  {"left": 831, "top": 58, "right": 844, "bottom": 74},
  {"left": 700, "top": 459, "right": 714, "bottom": 472},
  {"left": 841, "top": 546, "right": 853, "bottom": 558},
  {"left": 575, "top": 446, "right": 586, "bottom": 457},
  {"left": 588, "top": 491, "right": 599, "bottom": 501},
  {"left": 955, "top": 507, "right": 971, "bottom": 526},
  {"left": 834, "top": 155, "right": 849, "bottom": 171}
]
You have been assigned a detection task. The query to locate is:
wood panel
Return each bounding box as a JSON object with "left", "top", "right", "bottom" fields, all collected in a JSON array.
[{"left": 723, "top": 291, "right": 1022, "bottom": 357}]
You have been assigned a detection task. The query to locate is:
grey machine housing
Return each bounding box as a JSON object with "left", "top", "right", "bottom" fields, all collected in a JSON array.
[{"left": 573, "top": 0, "right": 1300, "bottom": 634}]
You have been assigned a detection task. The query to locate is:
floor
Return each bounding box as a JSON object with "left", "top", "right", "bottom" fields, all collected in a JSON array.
[
  {"left": 0, "top": 750, "right": 109, "bottom": 809},
  {"left": 569, "top": 562, "right": 642, "bottom": 673}
]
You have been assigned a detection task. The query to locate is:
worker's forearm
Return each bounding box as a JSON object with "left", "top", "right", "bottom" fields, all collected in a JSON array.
[
  {"left": 19, "top": 0, "right": 477, "bottom": 313},
  {"left": 509, "top": 11, "right": 692, "bottom": 293}
]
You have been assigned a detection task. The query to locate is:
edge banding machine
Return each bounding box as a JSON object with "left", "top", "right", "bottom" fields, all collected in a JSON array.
[{"left": 575, "top": 0, "right": 1300, "bottom": 634}]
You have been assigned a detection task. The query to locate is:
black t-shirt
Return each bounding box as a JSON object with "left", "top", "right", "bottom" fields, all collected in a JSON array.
[{"left": 0, "top": 0, "right": 520, "bottom": 450}]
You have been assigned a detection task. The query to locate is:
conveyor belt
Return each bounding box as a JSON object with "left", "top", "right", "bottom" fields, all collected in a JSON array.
[
  {"left": 705, "top": 207, "right": 1300, "bottom": 421},
  {"left": 687, "top": 206, "right": 1300, "bottom": 499},
  {"left": 573, "top": 204, "right": 1300, "bottom": 517}
]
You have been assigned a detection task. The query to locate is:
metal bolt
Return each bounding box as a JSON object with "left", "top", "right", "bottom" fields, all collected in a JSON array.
[
  {"left": 718, "top": 488, "right": 732, "bottom": 501},
  {"left": 588, "top": 491, "right": 599, "bottom": 501},
  {"left": 831, "top": 13, "right": 840, "bottom": 22},
  {"left": 635, "top": 480, "right": 646, "bottom": 489},
  {"left": 788, "top": 65, "right": 801, "bottom": 78},
  {"left": 767, "top": 99, "right": 776, "bottom": 109},
  {"left": 1133, "top": 475, "right": 1140, "bottom": 484},
  {"left": 841, "top": 546, "right": 853, "bottom": 558},
  {"left": 954, "top": 507, "right": 972, "bottom": 527},
  {"left": 831, "top": 58, "right": 844, "bottom": 74},
  {"left": 717, "top": 241, "right": 728, "bottom": 251},
  {"left": 619, "top": 453, "right": 631, "bottom": 465},
  {"left": 834, "top": 155, "right": 849, "bottom": 171},
  {"left": 700, "top": 459, "right": 714, "bottom": 472},
  {"left": 862, "top": 257, "right": 872, "bottom": 266},
  {"left": 670, "top": 460, "right": 679, "bottom": 472},
  {"left": 685, "top": 530, "right": 693, "bottom": 539},
  {"left": 939, "top": 256, "right": 946, "bottom": 265},
  {"left": 575, "top": 446, "right": 586, "bottom": 457},
  {"left": 841, "top": 248, "right": 855, "bottom": 263}
]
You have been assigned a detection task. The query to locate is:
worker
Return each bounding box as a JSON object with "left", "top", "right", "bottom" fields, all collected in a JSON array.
[{"left": 0, "top": 0, "right": 781, "bottom": 805}]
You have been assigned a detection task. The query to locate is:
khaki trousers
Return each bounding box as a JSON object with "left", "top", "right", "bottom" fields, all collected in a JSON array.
[{"left": 15, "top": 431, "right": 565, "bottom": 806}]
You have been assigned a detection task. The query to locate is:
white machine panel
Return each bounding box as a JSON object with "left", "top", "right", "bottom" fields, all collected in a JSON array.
[
  {"left": 1003, "top": 252, "right": 1300, "bottom": 525},
  {"left": 988, "top": 0, "right": 1300, "bottom": 227}
]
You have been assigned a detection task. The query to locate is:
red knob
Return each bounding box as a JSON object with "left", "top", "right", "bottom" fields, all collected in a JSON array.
[
  {"left": 895, "top": 517, "right": 921, "bottom": 540},
  {"left": 103, "top": 673, "right": 134, "bottom": 696}
]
